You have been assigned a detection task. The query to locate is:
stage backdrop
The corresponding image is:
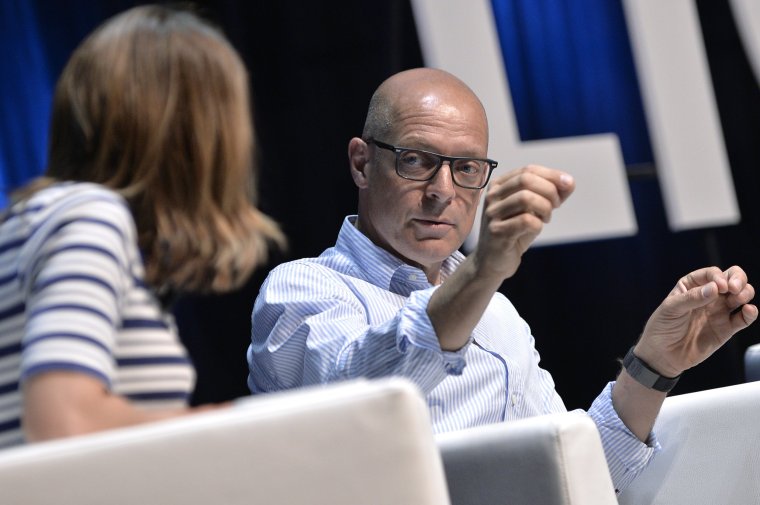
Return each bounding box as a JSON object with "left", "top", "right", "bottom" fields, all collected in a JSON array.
[{"left": 1, "top": 0, "right": 759, "bottom": 409}]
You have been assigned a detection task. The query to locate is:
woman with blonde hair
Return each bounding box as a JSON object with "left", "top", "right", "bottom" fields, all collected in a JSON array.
[{"left": 0, "top": 4, "right": 284, "bottom": 448}]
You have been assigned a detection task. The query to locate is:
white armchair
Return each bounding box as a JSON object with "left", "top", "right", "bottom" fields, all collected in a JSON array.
[
  {"left": 745, "top": 343, "right": 760, "bottom": 382},
  {"left": 618, "top": 381, "right": 760, "bottom": 504},
  {"left": 0, "top": 378, "right": 450, "bottom": 505},
  {"left": 437, "top": 412, "right": 619, "bottom": 505}
]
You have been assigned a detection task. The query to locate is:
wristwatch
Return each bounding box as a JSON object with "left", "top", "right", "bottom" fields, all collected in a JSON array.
[{"left": 622, "top": 346, "right": 681, "bottom": 393}]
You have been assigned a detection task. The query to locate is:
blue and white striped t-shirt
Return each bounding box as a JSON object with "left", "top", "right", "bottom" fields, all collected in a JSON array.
[
  {"left": 0, "top": 182, "right": 195, "bottom": 448},
  {"left": 248, "top": 215, "right": 658, "bottom": 491}
]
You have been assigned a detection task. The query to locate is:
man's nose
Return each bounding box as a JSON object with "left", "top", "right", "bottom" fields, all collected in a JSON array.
[{"left": 424, "top": 162, "right": 456, "bottom": 202}]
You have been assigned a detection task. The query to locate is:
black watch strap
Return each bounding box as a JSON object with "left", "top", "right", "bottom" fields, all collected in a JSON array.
[{"left": 622, "top": 346, "right": 681, "bottom": 393}]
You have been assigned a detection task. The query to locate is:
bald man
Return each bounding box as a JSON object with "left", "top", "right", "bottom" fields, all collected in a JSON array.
[{"left": 247, "top": 68, "right": 756, "bottom": 492}]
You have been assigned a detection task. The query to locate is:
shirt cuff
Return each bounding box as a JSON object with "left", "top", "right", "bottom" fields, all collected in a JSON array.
[
  {"left": 587, "top": 381, "right": 660, "bottom": 492},
  {"left": 397, "top": 286, "right": 469, "bottom": 375}
]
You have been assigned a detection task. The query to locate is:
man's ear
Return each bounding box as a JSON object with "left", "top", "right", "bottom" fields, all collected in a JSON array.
[{"left": 348, "top": 137, "right": 370, "bottom": 189}]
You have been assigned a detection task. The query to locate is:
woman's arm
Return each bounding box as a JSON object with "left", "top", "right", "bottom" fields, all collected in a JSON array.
[{"left": 22, "top": 371, "right": 225, "bottom": 442}]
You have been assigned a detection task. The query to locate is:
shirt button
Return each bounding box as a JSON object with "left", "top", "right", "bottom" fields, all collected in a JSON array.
[
  {"left": 511, "top": 393, "right": 518, "bottom": 406},
  {"left": 398, "top": 339, "right": 409, "bottom": 353}
]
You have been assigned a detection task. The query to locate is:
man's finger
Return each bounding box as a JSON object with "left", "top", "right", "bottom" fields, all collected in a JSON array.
[
  {"left": 674, "top": 267, "right": 727, "bottom": 293},
  {"left": 724, "top": 266, "right": 749, "bottom": 294},
  {"left": 665, "top": 280, "right": 721, "bottom": 316},
  {"left": 737, "top": 304, "right": 759, "bottom": 327},
  {"left": 493, "top": 166, "right": 574, "bottom": 208}
]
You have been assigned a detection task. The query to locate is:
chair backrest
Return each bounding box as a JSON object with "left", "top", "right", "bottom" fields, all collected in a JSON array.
[
  {"left": 437, "top": 412, "right": 619, "bottom": 505},
  {"left": 0, "top": 378, "right": 450, "bottom": 505},
  {"left": 618, "top": 381, "right": 760, "bottom": 505},
  {"left": 745, "top": 343, "right": 760, "bottom": 382}
]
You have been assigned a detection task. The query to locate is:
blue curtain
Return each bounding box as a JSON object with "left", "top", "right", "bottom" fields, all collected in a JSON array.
[
  {"left": 490, "top": 0, "right": 653, "bottom": 165},
  {"left": 0, "top": 1, "right": 130, "bottom": 208},
  {"left": 0, "top": 1, "right": 53, "bottom": 207}
]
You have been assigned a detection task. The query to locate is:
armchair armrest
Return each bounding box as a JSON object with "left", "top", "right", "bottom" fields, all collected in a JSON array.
[
  {"left": 745, "top": 343, "right": 760, "bottom": 382},
  {"left": 437, "top": 412, "right": 618, "bottom": 505}
]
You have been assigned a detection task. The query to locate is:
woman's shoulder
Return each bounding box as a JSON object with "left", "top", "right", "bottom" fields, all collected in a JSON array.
[
  {"left": 29, "top": 181, "right": 126, "bottom": 209},
  {"left": 28, "top": 182, "right": 129, "bottom": 221},
  {"left": 12, "top": 182, "right": 136, "bottom": 241}
]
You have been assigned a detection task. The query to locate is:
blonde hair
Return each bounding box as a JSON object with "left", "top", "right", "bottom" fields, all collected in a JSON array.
[{"left": 37, "top": 5, "right": 284, "bottom": 294}]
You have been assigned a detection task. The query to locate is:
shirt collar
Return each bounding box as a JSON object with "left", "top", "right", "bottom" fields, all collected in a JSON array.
[{"left": 336, "top": 215, "right": 465, "bottom": 294}]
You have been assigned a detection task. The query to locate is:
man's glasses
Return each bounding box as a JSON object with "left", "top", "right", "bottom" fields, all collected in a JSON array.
[{"left": 366, "top": 139, "right": 498, "bottom": 190}]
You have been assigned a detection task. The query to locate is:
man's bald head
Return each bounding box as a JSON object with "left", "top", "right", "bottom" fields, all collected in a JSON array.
[{"left": 361, "top": 68, "right": 488, "bottom": 144}]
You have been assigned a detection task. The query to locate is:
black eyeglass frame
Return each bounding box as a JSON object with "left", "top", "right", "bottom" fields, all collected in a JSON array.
[{"left": 366, "top": 138, "right": 498, "bottom": 190}]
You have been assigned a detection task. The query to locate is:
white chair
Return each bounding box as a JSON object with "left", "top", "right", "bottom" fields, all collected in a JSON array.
[
  {"left": 618, "top": 381, "right": 760, "bottom": 504},
  {"left": 745, "top": 343, "right": 760, "bottom": 382},
  {"left": 437, "top": 412, "right": 619, "bottom": 505},
  {"left": 0, "top": 378, "right": 450, "bottom": 505}
]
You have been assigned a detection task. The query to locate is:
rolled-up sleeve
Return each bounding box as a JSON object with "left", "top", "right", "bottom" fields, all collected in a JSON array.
[
  {"left": 587, "top": 381, "right": 660, "bottom": 492},
  {"left": 19, "top": 194, "right": 133, "bottom": 390},
  {"left": 248, "top": 262, "right": 466, "bottom": 395}
]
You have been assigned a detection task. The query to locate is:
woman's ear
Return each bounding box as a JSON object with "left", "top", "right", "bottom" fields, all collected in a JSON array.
[{"left": 348, "top": 137, "right": 370, "bottom": 189}]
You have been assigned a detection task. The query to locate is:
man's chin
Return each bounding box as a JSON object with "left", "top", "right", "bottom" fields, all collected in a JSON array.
[{"left": 407, "top": 240, "right": 460, "bottom": 265}]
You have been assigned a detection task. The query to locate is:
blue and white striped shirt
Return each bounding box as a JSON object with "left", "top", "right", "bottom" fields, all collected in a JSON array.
[
  {"left": 0, "top": 183, "right": 195, "bottom": 449},
  {"left": 248, "top": 215, "right": 657, "bottom": 490}
]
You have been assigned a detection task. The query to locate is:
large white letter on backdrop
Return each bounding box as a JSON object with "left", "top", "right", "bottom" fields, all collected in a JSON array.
[
  {"left": 730, "top": 0, "right": 760, "bottom": 85},
  {"left": 622, "top": 0, "right": 739, "bottom": 230}
]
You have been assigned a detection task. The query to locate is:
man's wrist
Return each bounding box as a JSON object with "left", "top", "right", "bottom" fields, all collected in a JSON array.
[{"left": 622, "top": 346, "right": 681, "bottom": 393}]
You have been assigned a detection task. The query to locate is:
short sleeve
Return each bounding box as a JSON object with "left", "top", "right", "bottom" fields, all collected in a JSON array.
[{"left": 19, "top": 189, "right": 137, "bottom": 389}]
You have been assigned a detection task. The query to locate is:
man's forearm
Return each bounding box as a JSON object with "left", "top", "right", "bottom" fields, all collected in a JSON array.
[
  {"left": 427, "top": 255, "right": 504, "bottom": 351},
  {"left": 611, "top": 369, "right": 667, "bottom": 442}
]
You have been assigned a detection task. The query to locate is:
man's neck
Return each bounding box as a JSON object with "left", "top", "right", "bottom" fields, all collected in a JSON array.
[
  {"left": 354, "top": 215, "right": 445, "bottom": 285},
  {"left": 423, "top": 265, "right": 443, "bottom": 286}
]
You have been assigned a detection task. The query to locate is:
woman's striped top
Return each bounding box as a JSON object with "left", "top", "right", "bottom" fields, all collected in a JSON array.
[{"left": 0, "top": 182, "right": 194, "bottom": 448}]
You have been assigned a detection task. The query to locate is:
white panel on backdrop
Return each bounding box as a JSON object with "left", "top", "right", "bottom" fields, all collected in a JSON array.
[
  {"left": 622, "top": 0, "right": 739, "bottom": 230},
  {"left": 410, "top": 0, "right": 637, "bottom": 249},
  {"left": 730, "top": 0, "right": 760, "bottom": 85}
]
